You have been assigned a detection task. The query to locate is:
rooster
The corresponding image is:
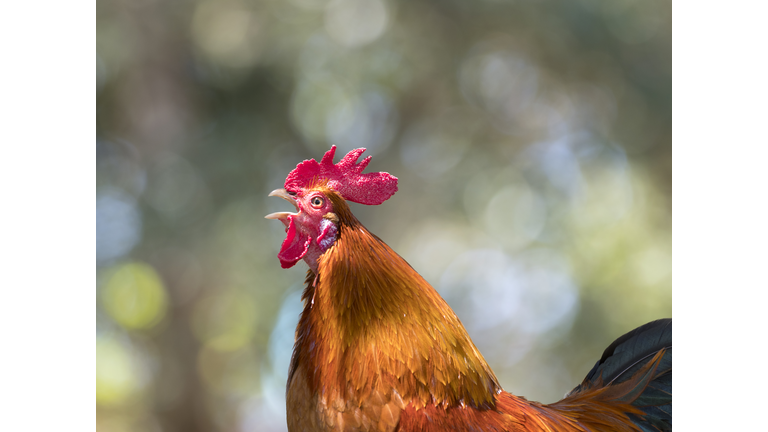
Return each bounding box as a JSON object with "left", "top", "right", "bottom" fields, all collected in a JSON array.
[{"left": 266, "top": 146, "right": 672, "bottom": 432}]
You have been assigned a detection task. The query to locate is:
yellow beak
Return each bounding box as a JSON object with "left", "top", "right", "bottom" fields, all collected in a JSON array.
[{"left": 265, "top": 189, "right": 299, "bottom": 220}]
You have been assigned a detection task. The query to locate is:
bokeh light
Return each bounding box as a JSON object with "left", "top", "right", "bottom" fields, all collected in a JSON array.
[
  {"left": 192, "top": 0, "right": 265, "bottom": 70},
  {"left": 101, "top": 262, "right": 168, "bottom": 331},
  {"left": 97, "top": 0, "right": 671, "bottom": 430},
  {"left": 191, "top": 289, "right": 257, "bottom": 352},
  {"left": 96, "top": 336, "right": 143, "bottom": 407},
  {"left": 324, "top": 0, "right": 389, "bottom": 48},
  {"left": 96, "top": 189, "right": 142, "bottom": 264}
]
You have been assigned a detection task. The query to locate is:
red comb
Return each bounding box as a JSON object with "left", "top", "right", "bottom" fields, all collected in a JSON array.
[{"left": 284, "top": 146, "right": 398, "bottom": 205}]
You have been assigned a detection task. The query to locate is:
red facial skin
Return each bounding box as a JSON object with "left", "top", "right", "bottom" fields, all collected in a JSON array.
[{"left": 270, "top": 189, "right": 337, "bottom": 272}]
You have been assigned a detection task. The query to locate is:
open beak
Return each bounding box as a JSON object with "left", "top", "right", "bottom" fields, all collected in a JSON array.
[{"left": 265, "top": 189, "right": 299, "bottom": 221}]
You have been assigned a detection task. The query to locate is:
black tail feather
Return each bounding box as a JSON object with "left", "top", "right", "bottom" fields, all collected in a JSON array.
[{"left": 569, "top": 319, "right": 672, "bottom": 431}]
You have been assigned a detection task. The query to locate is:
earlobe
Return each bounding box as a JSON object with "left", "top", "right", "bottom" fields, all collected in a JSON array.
[{"left": 316, "top": 218, "right": 338, "bottom": 251}]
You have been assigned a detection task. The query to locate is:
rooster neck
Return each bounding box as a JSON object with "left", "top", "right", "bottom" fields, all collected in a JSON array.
[{"left": 289, "top": 206, "right": 502, "bottom": 415}]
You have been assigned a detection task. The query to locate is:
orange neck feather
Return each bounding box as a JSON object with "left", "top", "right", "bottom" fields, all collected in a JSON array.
[{"left": 290, "top": 194, "right": 501, "bottom": 410}]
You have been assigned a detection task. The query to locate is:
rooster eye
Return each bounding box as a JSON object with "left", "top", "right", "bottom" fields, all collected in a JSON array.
[{"left": 310, "top": 196, "right": 324, "bottom": 208}]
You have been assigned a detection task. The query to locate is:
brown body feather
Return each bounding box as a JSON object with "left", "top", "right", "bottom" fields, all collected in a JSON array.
[{"left": 286, "top": 191, "right": 664, "bottom": 432}]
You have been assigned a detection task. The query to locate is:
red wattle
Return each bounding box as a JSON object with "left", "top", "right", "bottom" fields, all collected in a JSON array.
[{"left": 278, "top": 216, "right": 311, "bottom": 269}]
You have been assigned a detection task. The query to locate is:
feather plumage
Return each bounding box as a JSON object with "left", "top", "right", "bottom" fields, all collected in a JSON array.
[
  {"left": 565, "top": 319, "right": 672, "bottom": 431},
  {"left": 268, "top": 147, "right": 673, "bottom": 432}
]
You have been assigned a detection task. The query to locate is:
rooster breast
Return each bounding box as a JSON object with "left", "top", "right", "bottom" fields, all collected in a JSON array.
[{"left": 287, "top": 362, "right": 404, "bottom": 432}]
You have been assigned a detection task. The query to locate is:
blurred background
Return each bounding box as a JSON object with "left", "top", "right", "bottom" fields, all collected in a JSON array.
[{"left": 96, "top": 0, "right": 670, "bottom": 430}]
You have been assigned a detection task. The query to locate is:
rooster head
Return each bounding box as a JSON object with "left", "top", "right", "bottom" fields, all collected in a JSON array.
[{"left": 266, "top": 146, "right": 398, "bottom": 270}]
